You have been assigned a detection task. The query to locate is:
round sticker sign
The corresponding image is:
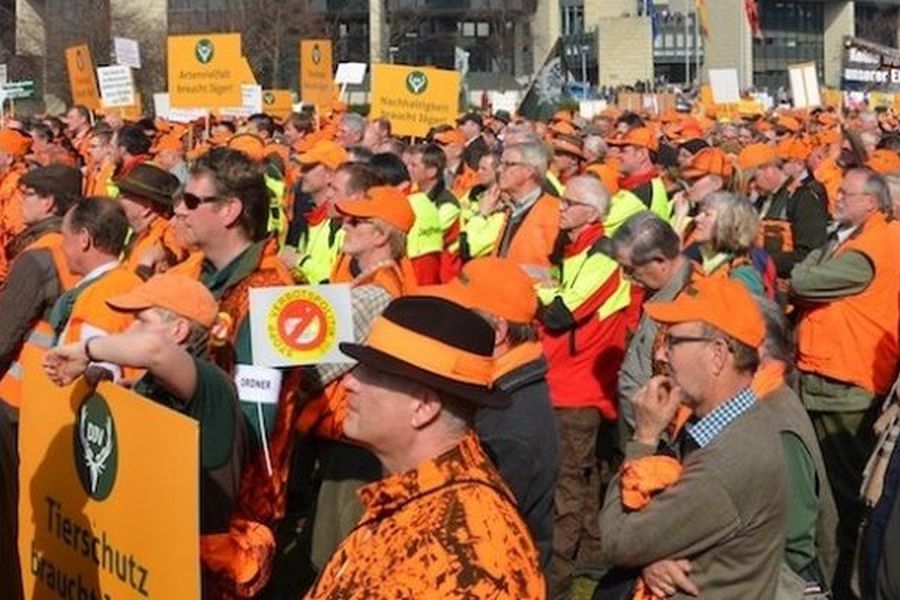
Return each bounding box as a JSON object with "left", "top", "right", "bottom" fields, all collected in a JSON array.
[{"left": 267, "top": 288, "right": 337, "bottom": 361}]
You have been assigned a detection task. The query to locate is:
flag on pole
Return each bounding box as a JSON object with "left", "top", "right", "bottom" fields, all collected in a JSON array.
[
  {"left": 517, "top": 38, "right": 571, "bottom": 121},
  {"left": 695, "top": 0, "right": 710, "bottom": 40},
  {"left": 647, "top": 0, "right": 662, "bottom": 41},
  {"left": 745, "top": 0, "right": 762, "bottom": 39}
]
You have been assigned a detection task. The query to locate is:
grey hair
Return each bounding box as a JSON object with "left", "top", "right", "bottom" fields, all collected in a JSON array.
[
  {"left": 341, "top": 113, "right": 367, "bottom": 137},
  {"left": 756, "top": 297, "right": 793, "bottom": 366},
  {"left": 611, "top": 211, "right": 682, "bottom": 263},
  {"left": 851, "top": 168, "right": 893, "bottom": 215},
  {"left": 702, "top": 191, "right": 759, "bottom": 254},
  {"left": 567, "top": 175, "right": 611, "bottom": 217},
  {"left": 505, "top": 141, "right": 548, "bottom": 178}
]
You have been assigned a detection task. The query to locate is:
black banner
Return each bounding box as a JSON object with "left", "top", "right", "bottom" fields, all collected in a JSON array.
[{"left": 841, "top": 36, "right": 900, "bottom": 93}]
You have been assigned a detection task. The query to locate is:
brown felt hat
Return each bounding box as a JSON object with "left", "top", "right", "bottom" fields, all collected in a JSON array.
[{"left": 115, "top": 163, "right": 180, "bottom": 207}]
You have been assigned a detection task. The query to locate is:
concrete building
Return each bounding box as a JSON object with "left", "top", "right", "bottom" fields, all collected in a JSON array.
[{"left": 5, "top": 0, "right": 900, "bottom": 109}]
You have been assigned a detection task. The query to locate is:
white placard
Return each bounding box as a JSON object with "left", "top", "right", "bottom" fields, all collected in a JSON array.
[
  {"left": 0, "top": 64, "right": 7, "bottom": 86},
  {"left": 578, "top": 100, "right": 609, "bottom": 119},
  {"left": 234, "top": 364, "right": 282, "bottom": 405},
  {"left": 153, "top": 92, "right": 207, "bottom": 123},
  {"left": 789, "top": 62, "right": 821, "bottom": 108},
  {"left": 490, "top": 91, "right": 520, "bottom": 115},
  {"left": 114, "top": 37, "right": 141, "bottom": 69},
  {"left": 220, "top": 84, "right": 263, "bottom": 117},
  {"left": 708, "top": 68, "right": 741, "bottom": 104},
  {"left": 97, "top": 65, "right": 135, "bottom": 107},
  {"left": 249, "top": 284, "right": 354, "bottom": 367},
  {"left": 334, "top": 62, "right": 367, "bottom": 85}
]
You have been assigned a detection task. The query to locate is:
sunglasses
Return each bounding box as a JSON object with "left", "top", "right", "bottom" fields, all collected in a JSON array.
[{"left": 177, "top": 192, "right": 222, "bottom": 210}]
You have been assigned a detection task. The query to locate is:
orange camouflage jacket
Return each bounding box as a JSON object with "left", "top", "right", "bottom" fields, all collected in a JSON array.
[{"left": 305, "top": 431, "right": 546, "bottom": 599}]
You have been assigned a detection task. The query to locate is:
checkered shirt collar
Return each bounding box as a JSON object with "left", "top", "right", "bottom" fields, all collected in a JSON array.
[{"left": 686, "top": 387, "right": 757, "bottom": 448}]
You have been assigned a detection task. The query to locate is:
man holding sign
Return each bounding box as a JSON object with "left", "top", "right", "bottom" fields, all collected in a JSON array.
[{"left": 42, "top": 274, "right": 247, "bottom": 593}]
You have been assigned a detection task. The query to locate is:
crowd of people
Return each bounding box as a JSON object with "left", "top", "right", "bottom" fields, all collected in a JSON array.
[{"left": 0, "top": 92, "right": 898, "bottom": 600}]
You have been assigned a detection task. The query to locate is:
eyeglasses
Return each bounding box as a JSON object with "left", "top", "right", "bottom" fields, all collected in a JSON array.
[
  {"left": 177, "top": 191, "right": 223, "bottom": 210},
  {"left": 663, "top": 333, "right": 719, "bottom": 350},
  {"left": 560, "top": 197, "right": 590, "bottom": 210},
  {"left": 499, "top": 160, "right": 527, "bottom": 169}
]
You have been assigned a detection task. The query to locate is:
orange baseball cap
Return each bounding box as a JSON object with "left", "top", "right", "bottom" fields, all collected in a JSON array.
[
  {"left": 434, "top": 128, "right": 465, "bottom": 146},
  {"left": 226, "top": 133, "right": 266, "bottom": 162},
  {"left": 549, "top": 120, "right": 578, "bottom": 137},
  {"left": 418, "top": 257, "right": 538, "bottom": 324},
  {"left": 775, "top": 137, "right": 812, "bottom": 162},
  {"left": 644, "top": 276, "right": 765, "bottom": 347},
  {"left": 551, "top": 134, "right": 586, "bottom": 160},
  {"left": 867, "top": 149, "right": 900, "bottom": 175},
  {"left": 336, "top": 185, "right": 415, "bottom": 233},
  {"left": 106, "top": 274, "right": 219, "bottom": 328},
  {"left": 738, "top": 143, "right": 778, "bottom": 171},
  {"left": 606, "top": 127, "right": 659, "bottom": 152},
  {"left": 153, "top": 132, "right": 185, "bottom": 153},
  {"left": 585, "top": 162, "right": 620, "bottom": 195},
  {"left": 774, "top": 115, "right": 801, "bottom": 133},
  {"left": 297, "top": 139, "right": 349, "bottom": 170},
  {"left": 0, "top": 128, "right": 32, "bottom": 157},
  {"left": 682, "top": 148, "right": 734, "bottom": 180}
]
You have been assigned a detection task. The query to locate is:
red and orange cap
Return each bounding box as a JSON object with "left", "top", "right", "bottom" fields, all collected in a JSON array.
[{"left": 106, "top": 274, "right": 219, "bottom": 328}]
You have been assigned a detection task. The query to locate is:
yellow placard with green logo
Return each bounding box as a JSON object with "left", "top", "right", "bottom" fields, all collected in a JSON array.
[
  {"left": 19, "top": 374, "right": 199, "bottom": 599},
  {"left": 299, "top": 39, "right": 335, "bottom": 112},
  {"left": 65, "top": 44, "right": 101, "bottom": 110},
  {"left": 263, "top": 89, "right": 294, "bottom": 120},
  {"left": 168, "top": 33, "right": 243, "bottom": 108},
  {"left": 370, "top": 64, "right": 460, "bottom": 137}
]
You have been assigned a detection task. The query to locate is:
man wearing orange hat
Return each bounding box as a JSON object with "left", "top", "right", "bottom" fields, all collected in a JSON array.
[
  {"left": 0, "top": 128, "right": 33, "bottom": 281},
  {"left": 305, "top": 296, "right": 544, "bottom": 599},
  {"left": 331, "top": 185, "right": 418, "bottom": 298},
  {"left": 282, "top": 140, "right": 350, "bottom": 282},
  {"left": 739, "top": 142, "right": 829, "bottom": 279},
  {"left": 550, "top": 134, "right": 586, "bottom": 186},
  {"left": 152, "top": 130, "right": 189, "bottom": 185},
  {"left": 535, "top": 175, "right": 633, "bottom": 598},
  {"left": 42, "top": 274, "right": 248, "bottom": 597},
  {"left": 791, "top": 168, "right": 900, "bottom": 596},
  {"left": 671, "top": 147, "right": 733, "bottom": 241},
  {"left": 419, "top": 257, "right": 558, "bottom": 569},
  {"left": 607, "top": 127, "right": 671, "bottom": 220},
  {"left": 599, "top": 277, "right": 787, "bottom": 599}
]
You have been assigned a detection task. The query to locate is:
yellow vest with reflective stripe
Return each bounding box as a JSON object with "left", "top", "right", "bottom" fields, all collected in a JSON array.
[
  {"left": 294, "top": 219, "right": 345, "bottom": 284},
  {"left": 406, "top": 193, "right": 443, "bottom": 258}
]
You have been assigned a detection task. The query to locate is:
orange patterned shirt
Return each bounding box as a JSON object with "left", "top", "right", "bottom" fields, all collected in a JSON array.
[{"left": 305, "top": 431, "right": 546, "bottom": 599}]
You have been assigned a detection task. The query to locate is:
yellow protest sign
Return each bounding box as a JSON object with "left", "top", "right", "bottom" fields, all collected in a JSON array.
[
  {"left": 821, "top": 88, "right": 843, "bottom": 110},
  {"left": 370, "top": 64, "right": 460, "bottom": 137},
  {"left": 100, "top": 93, "right": 143, "bottom": 121},
  {"left": 299, "top": 39, "right": 335, "bottom": 111},
  {"left": 869, "top": 92, "right": 895, "bottom": 109},
  {"left": 249, "top": 284, "right": 353, "bottom": 367},
  {"left": 168, "top": 33, "right": 243, "bottom": 108},
  {"left": 737, "top": 98, "right": 764, "bottom": 117},
  {"left": 239, "top": 57, "right": 257, "bottom": 85},
  {"left": 65, "top": 44, "right": 100, "bottom": 110},
  {"left": 263, "top": 90, "right": 294, "bottom": 120},
  {"left": 20, "top": 375, "right": 199, "bottom": 599}
]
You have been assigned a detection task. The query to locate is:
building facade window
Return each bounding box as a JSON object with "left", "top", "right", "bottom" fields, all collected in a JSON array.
[{"left": 753, "top": 0, "right": 824, "bottom": 91}]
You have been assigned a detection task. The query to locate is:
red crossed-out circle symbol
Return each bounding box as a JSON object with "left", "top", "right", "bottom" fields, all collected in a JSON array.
[{"left": 276, "top": 299, "right": 328, "bottom": 352}]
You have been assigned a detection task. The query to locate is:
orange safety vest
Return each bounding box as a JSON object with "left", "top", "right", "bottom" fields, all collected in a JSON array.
[
  {"left": 0, "top": 232, "right": 79, "bottom": 408},
  {"left": 84, "top": 159, "right": 116, "bottom": 197},
  {"left": 797, "top": 213, "right": 900, "bottom": 395},
  {"left": 122, "top": 217, "right": 189, "bottom": 275},
  {"left": 60, "top": 265, "right": 143, "bottom": 344},
  {"left": 492, "top": 193, "right": 561, "bottom": 270},
  {"left": 0, "top": 164, "right": 27, "bottom": 282}
]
